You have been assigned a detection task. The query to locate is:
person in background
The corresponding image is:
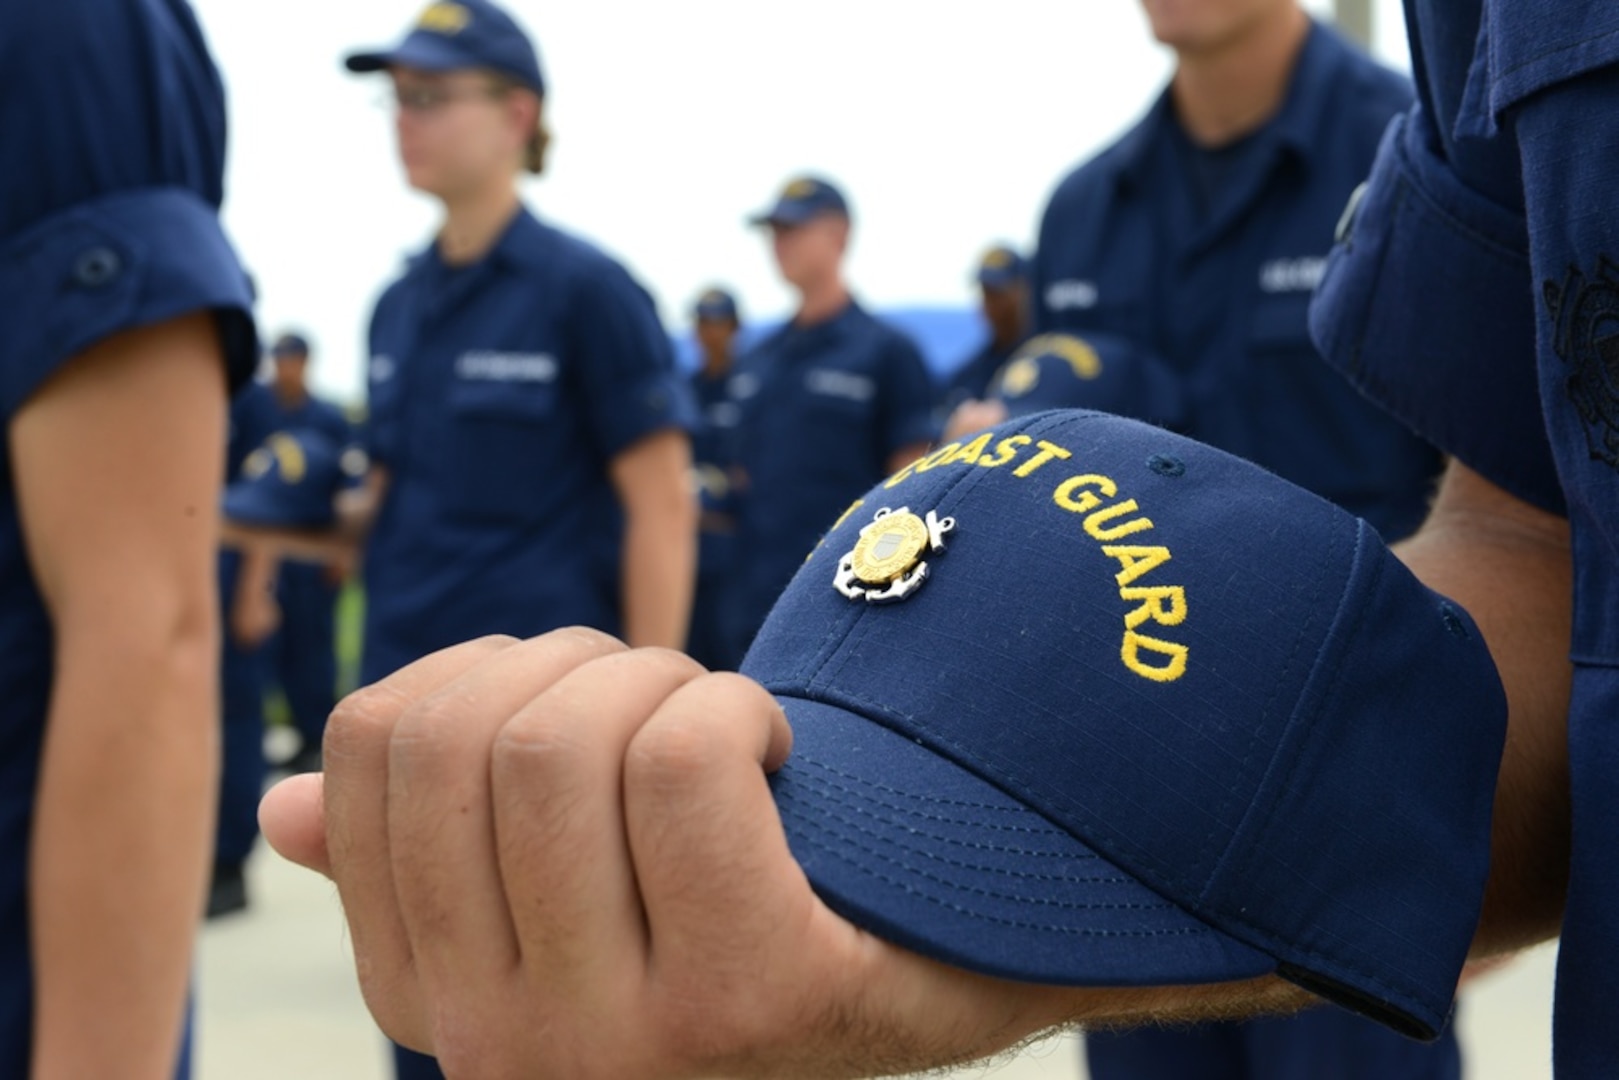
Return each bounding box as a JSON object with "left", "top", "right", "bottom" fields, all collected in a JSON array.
[
  {"left": 260, "top": 333, "right": 354, "bottom": 775},
  {"left": 726, "top": 176, "right": 936, "bottom": 660},
  {"left": 937, "top": 244, "right": 1031, "bottom": 417},
  {"left": 0, "top": 0, "right": 256, "bottom": 1073},
  {"left": 1022, "top": 0, "right": 1451, "bottom": 1075},
  {"left": 209, "top": 385, "right": 278, "bottom": 920},
  {"left": 339, "top": 2, "right": 696, "bottom": 1076},
  {"left": 209, "top": 332, "right": 356, "bottom": 916},
  {"left": 687, "top": 287, "right": 745, "bottom": 671}
]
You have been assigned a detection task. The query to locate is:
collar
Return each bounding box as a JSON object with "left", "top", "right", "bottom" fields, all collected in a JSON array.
[
  {"left": 1110, "top": 19, "right": 1351, "bottom": 194},
  {"left": 788, "top": 296, "right": 866, "bottom": 339},
  {"left": 404, "top": 204, "right": 553, "bottom": 278}
]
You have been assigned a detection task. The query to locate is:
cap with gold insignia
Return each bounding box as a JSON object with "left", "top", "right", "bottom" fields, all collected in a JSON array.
[
  {"left": 344, "top": 0, "right": 545, "bottom": 96},
  {"left": 223, "top": 428, "right": 364, "bottom": 530},
  {"left": 975, "top": 245, "right": 1028, "bottom": 290},
  {"left": 743, "top": 408, "right": 1506, "bottom": 1043},
  {"left": 749, "top": 175, "right": 850, "bottom": 228},
  {"left": 694, "top": 287, "right": 740, "bottom": 324},
  {"left": 992, "top": 331, "right": 1187, "bottom": 432}
]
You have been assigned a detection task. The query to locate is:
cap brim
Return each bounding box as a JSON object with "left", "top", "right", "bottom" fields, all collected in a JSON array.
[
  {"left": 222, "top": 487, "right": 334, "bottom": 530},
  {"left": 768, "top": 695, "right": 1276, "bottom": 988},
  {"left": 344, "top": 36, "right": 477, "bottom": 76},
  {"left": 748, "top": 204, "right": 826, "bottom": 228},
  {"left": 977, "top": 271, "right": 1025, "bottom": 290}
]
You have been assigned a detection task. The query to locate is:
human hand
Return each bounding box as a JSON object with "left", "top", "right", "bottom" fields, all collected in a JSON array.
[
  {"left": 942, "top": 398, "right": 1008, "bottom": 442},
  {"left": 260, "top": 630, "right": 1098, "bottom": 1078},
  {"left": 228, "top": 585, "right": 280, "bottom": 649}
]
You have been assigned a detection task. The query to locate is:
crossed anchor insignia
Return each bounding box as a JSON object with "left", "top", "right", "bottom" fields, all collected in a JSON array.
[{"left": 833, "top": 506, "right": 955, "bottom": 604}]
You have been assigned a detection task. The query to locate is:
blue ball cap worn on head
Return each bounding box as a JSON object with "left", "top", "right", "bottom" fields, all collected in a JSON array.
[
  {"left": 993, "top": 332, "right": 1187, "bottom": 432},
  {"left": 976, "top": 245, "right": 1027, "bottom": 290},
  {"left": 741, "top": 409, "right": 1506, "bottom": 1041},
  {"left": 344, "top": 0, "right": 546, "bottom": 96},
  {"left": 270, "top": 332, "right": 310, "bottom": 359},
  {"left": 694, "top": 287, "right": 739, "bottom": 324},
  {"left": 749, "top": 175, "right": 850, "bottom": 228},
  {"left": 223, "top": 428, "right": 367, "bottom": 530}
]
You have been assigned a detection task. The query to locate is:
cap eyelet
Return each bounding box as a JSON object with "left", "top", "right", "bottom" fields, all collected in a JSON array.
[
  {"left": 1147, "top": 454, "right": 1186, "bottom": 478},
  {"left": 1438, "top": 601, "right": 1469, "bottom": 639},
  {"left": 73, "top": 247, "right": 122, "bottom": 288}
]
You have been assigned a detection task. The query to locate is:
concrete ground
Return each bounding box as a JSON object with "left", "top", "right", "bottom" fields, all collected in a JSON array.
[{"left": 195, "top": 838, "right": 1558, "bottom": 1080}]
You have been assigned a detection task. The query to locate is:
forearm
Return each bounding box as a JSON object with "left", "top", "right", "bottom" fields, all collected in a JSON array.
[
  {"left": 220, "top": 520, "right": 356, "bottom": 565},
  {"left": 30, "top": 623, "right": 219, "bottom": 1080},
  {"left": 1392, "top": 464, "right": 1573, "bottom": 958},
  {"left": 620, "top": 496, "right": 697, "bottom": 650},
  {"left": 232, "top": 545, "right": 278, "bottom": 612}
]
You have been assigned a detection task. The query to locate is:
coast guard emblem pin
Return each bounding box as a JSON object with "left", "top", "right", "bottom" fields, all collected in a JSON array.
[{"left": 834, "top": 506, "right": 955, "bottom": 604}]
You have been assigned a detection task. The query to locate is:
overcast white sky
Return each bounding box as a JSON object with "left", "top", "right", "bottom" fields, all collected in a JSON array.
[{"left": 191, "top": 0, "right": 1409, "bottom": 403}]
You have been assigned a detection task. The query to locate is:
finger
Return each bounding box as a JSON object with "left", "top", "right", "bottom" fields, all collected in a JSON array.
[
  {"left": 323, "top": 634, "right": 517, "bottom": 1045},
  {"left": 490, "top": 647, "right": 707, "bottom": 996},
  {"left": 388, "top": 627, "right": 631, "bottom": 991},
  {"left": 622, "top": 674, "right": 798, "bottom": 972},
  {"left": 259, "top": 774, "right": 329, "bottom": 876}
]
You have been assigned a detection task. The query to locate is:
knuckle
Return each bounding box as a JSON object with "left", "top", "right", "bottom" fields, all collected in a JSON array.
[
  {"left": 323, "top": 684, "right": 405, "bottom": 763},
  {"left": 625, "top": 645, "right": 706, "bottom": 679},
  {"left": 531, "top": 624, "right": 629, "bottom": 656},
  {"left": 390, "top": 695, "right": 470, "bottom": 762},
  {"left": 491, "top": 708, "right": 590, "bottom": 782},
  {"left": 699, "top": 671, "right": 784, "bottom": 716},
  {"left": 624, "top": 712, "right": 722, "bottom": 795}
]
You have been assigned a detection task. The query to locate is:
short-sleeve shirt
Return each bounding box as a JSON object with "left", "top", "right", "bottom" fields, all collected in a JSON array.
[
  {"left": 689, "top": 367, "right": 742, "bottom": 575},
  {"left": 0, "top": 0, "right": 255, "bottom": 1069},
  {"left": 229, "top": 383, "right": 354, "bottom": 478},
  {"left": 728, "top": 301, "right": 937, "bottom": 643},
  {"left": 1310, "top": 3, "right": 1619, "bottom": 1074},
  {"left": 1032, "top": 19, "right": 1440, "bottom": 541},
  {"left": 360, "top": 208, "right": 692, "bottom": 683}
]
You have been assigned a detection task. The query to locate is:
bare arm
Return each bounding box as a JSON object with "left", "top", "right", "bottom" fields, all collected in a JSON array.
[
  {"left": 227, "top": 546, "right": 281, "bottom": 650},
  {"left": 1392, "top": 461, "right": 1573, "bottom": 958},
  {"left": 217, "top": 464, "right": 387, "bottom": 565},
  {"left": 17, "top": 313, "right": 228, "bottom": 1080},
  {"left": 610, "top": 430, "right": 697, "bottom": 651}
]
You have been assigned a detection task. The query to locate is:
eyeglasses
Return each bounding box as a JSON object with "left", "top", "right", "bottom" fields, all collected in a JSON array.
[{"left": 383, "top": 83, "right": 509, "bottom": 115}]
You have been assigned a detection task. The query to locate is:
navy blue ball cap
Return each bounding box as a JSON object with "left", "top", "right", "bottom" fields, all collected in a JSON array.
[
  {"left": 223, "top": 428, "right": 366, "bottom": 530},
  {"left": 749, "top": 176, "right": 850, "bottom": 228},
  {"left": 694, "top": 287, "right": 739, "bottom": 323},
  {"left": 994, "top": 332, "right": 1187, "bottom": 432},
  {"left": 742, "top": 409, "right": 1506, "bottom": 1040},
  {"left": 345, "top": 0, "right": 545, "bottom": 96},
  {"left": 976, "top": 245, "right": 1027, "bottom": 289},
  {"left": 270, "top": 331, "right": 310, "bottom": 358}
]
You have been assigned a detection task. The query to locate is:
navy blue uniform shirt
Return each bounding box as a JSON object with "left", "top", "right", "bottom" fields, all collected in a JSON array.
[
  {"left": 1311, "top": 3, "right": 1619, "bottom": 1074},
  {"left": 227, "top": 383, "right": 351, "bottom": 480},
  {"left": 729, "top": 301, "right": 936, "bottom": 648},
  {"left": 0, "top": 0, "right": 255, "bottom": 1070},
  {"left": 690, "top": 367, "right": 742, "bottom": 575},
  {"left": 940, "top": 336, "right": 1022, "bottom": 415},
  {"left": 1033, "top": 20, "right": 1440, "bottom": 541},
  {"left": 360, "top": 208, "right": 692, "bottom": 684}
]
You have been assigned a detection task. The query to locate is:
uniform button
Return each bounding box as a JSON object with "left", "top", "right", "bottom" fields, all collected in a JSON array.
[
  {"left": 1334, "top": 181, "right": 1369, "bottom": 246},
  {"left": 74, "top": 247, "right": 122, "bottom": 287}
]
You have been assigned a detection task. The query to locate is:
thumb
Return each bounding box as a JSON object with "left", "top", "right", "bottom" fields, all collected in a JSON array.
[{"left": 259, "top": 773, "right": 332, "bottom": 877}]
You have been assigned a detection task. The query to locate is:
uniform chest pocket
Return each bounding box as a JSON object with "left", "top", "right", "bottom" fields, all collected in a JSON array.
[
  {"left": 442, "top": 377, "right": 559, "bottom": 523},
  {"left": 800, "top": 368, "right": 878, "bottom": 428}
]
